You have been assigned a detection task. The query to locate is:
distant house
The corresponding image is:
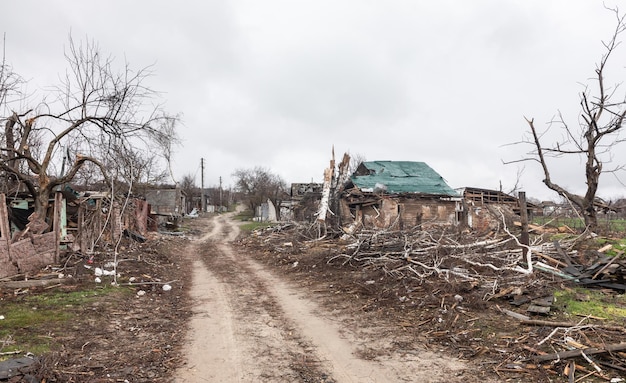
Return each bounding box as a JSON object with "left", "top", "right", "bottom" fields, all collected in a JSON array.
[
  {"left": 288, "top": 182, "right": 323, "bottom": 222},
  {"left": 339, "top": 161, "right": 461, "bottom": 230},
  {"left": 144, "top": 186, "right": 186, "bottom": 227}
]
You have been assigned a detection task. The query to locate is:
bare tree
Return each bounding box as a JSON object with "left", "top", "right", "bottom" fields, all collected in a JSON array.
[
  {"left": 115, "top": 148, "right": 169, "bottom": 191},
  {"left": 348, "top": 152, "right": 366, "bottom": 174},
  {"left": 1, "top": 34, "right": 25, "bottom": 194},
  {"left": 507, "top": 8, "right": 626, "bottom": 230},
  {"left": 232, "top": 166, "right": 286, "bottom": 218},
  {"left": 180, "top": 173, "right": 198, "bottom": 212},
  {"left": 0, "top": 36, "right": 178, "bottom": 233}
]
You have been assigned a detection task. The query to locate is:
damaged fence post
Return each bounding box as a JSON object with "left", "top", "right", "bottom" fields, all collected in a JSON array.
[{"left": 519, "top": 192, "right": 529, "bottom": 259}]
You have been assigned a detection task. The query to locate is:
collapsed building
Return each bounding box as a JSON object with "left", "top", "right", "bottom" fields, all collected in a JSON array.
[
  {"left": 0, "top": 184, "right": 180, "bottom": 279},
  {"left": 290, "top": 159, "right": 531, "bottom": 233},
  {"left": 338, "top": 161, "right": 461, "bottom": 230}
]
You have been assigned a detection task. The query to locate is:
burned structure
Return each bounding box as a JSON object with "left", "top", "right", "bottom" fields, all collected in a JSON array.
[{"left": 338, "top": 161, "right": 461, "bottom": 230}]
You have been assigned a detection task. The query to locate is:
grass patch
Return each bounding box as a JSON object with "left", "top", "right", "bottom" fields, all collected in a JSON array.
[
  {"left": 554, "top": 288, "right": 626, "bottom": 321},
  {"left": 0, "top": 286, "right": 122, "bottom": 359},
  {"left": 533, "top": 217, "right": 626, "bottom": 233},
  {"left": 233, "top": 209, "right": 254, "bottom": 221},
  {"left": 239, "top": 221, "right": 274, "bottom": 232},
  {"left": 592, "top": 237, "right": 626, "bottom": 256}
]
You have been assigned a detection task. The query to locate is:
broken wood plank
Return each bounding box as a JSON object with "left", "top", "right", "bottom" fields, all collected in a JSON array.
[
  {"left": 497, "top": 305, "right": 531, "bottom": 321},
  {"left": 553, "top": 240, "right": 574, "bottom": 267},
  {"left": 586, "top": 254, "right": 612, "bottom": 273},
  {"left": 561, "top": 265, "right": 584, "bottom": 277},
  {"left": 531, "top": 343, "right": 626, "bottom": 362},
  {"left": 577, "top": 278, "right": 626, "bottom": 291},
  {"left": 510, "top": 296, "right": 530, "bottom": 306},
  {"left": 531, "top": 296, "right": 554, "bottom": 307},
  {"left": 534, "top": 251, "right": 568, "bottom": 268},
  {"left": 592, "top": 254, "right": 620, "bottom": 280},
  {"left": 526, "top": 305, "right": 550, "bottom": 315}
]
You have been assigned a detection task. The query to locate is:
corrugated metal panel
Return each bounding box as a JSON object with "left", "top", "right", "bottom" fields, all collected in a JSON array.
[{"left": 350, "top": 161, "right": 459, "bottom": 196}]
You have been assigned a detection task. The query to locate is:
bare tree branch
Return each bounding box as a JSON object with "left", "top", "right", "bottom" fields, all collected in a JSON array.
[
  {"left": 506, "top": 8, "right": 626, "bottom": 230},
  {"left": 0, "top": 35, "right": 179, "bottom": 224}
]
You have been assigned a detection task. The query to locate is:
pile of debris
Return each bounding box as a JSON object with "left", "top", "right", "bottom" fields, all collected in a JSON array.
[
  {"left": 551, "top": 242, "right": 626, "bottom": 292},
  {"left": 243, "top": 222, "right": 626, "bottom": 381}
]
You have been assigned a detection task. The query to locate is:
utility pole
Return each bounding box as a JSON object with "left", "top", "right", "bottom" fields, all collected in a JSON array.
[
  {"left": 201, "top": 158, "right": 206, "bottom": 212},
  {"left": 219, "top": 176, "right": 223, "bottom": 210}
]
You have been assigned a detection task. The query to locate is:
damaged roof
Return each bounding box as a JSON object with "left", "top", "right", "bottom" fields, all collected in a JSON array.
[{"left": 349, "top": 161, "right": 459, "bottom": 196}]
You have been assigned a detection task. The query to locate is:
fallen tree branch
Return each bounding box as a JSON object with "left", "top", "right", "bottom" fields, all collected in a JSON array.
[
  {"left": 531, "top": 343, "right": 626, "bottom": 362},
  {"left": 520, "top": 319, "right": 626, "bottom": 332}
]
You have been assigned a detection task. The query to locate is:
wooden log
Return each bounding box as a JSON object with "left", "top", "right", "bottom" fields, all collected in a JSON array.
[
  {"left": 521, "top": 319, "right": 576, "bottom": 327},
  {"left": 532, "top": 343, "right": 626, "bottom": 362}
]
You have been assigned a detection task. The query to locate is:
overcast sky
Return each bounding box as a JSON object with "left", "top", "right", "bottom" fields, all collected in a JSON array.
[{"left": 2, "top": 1, "right": 626, "bottom": 201}]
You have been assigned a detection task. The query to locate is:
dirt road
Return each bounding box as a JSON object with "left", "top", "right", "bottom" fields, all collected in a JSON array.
[{"left": 176, "top": 214, "right": 471, "bottom": 382}]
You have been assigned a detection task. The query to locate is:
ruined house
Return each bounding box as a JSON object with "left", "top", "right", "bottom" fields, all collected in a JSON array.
[
  {"left": 455, "top": 187, "right": 534, "bottom": 232},
  {"left": 288, "top": 182, "right": 323, "bottom": 222},
  {"left": 339, "top": 161, "right": 461, "bottom": 230},
  {"left": 0, "top": 192, "right": 65, "bottom": 278},
  {"left": 0, "top": 188, "right": 150, "bottom": 279},
  {"left": 144, "top": 185, "right": 186, "bottom": 226}
]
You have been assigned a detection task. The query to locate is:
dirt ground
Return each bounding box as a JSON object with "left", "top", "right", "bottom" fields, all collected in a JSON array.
[
  {"left": 1, "top": 213, "right": 624, "bottom": 382},
  {"left": 176, "top": 213, "right": 475, "bottom": 383}
]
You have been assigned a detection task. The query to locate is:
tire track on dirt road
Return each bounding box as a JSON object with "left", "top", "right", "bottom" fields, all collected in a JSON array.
[
  {"left": 177, "top": 215, "right": 332, "bottom": 382},
  {"left": 177, "top": 214, "right": 469, "bottom": 382}
]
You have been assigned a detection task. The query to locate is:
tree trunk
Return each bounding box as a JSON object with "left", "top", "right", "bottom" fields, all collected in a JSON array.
[
  {"left": 29, "top": 175, "right": 54, "bottom": 234},
  {"left": 26, "top": 191, "right": 51, "bottom": 234},
  {"left": 582, "top": 199, "right": 598, "bottom": 229}
]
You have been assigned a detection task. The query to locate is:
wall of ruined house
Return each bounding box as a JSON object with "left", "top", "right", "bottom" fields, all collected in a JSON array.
[
  {"left": 145, "top": 188, "right": 185, "bottom": 215},
  {"left": 0, "top": 193, "right": 62, "bottom": 278},
  {"left": 399, "top": 198, "right": 457, "bottom": 228},
  {"left": 465, "top": 203, "right": 516, "bottom": 233},
  {"left": 0, "top": 193, "right": 151, "bottom": 278},
  {"left": 340, "top": 197, "right": 458, "bottom": 230}
]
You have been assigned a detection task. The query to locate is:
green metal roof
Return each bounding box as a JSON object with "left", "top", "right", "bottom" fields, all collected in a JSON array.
[{"left": 350, "top": 161, "right": 459, "bottom": 196}]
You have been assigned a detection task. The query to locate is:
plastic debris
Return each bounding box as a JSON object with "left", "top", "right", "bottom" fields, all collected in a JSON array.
[{"left": 94, "top": 267, "right": 116, "bottom": 276}]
